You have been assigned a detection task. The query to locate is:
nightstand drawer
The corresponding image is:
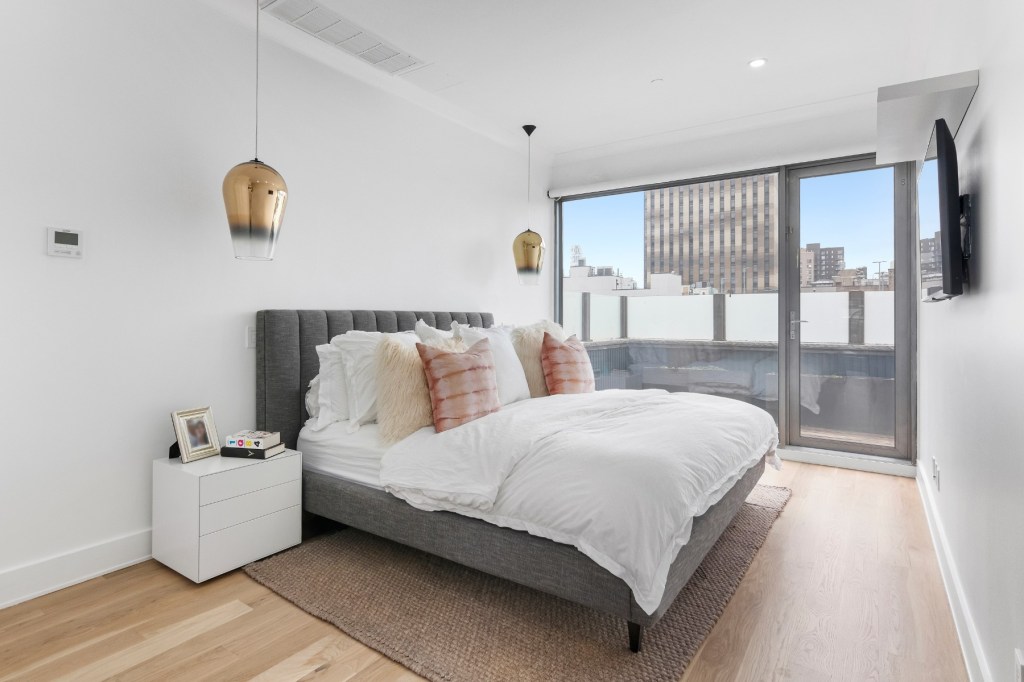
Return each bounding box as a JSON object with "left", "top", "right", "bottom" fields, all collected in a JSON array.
[
  {"left": 199, "top": 453, "right": 300, "bottom": 505},
  {"left": 198, "top": 505, "right": 301, "bottom": 581},
  {"left": 200, "top": 479, "right": 301, "bottom": 535}
]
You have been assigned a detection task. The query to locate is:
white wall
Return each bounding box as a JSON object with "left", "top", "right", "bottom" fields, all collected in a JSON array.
[
  {"left": 916, "top": 1, "right": 1024, "bottom": 679},
  {"left": 550, "top": 106, "right": 876, "bottom": 197},
  {"left": 0, "top": 0, "right": 551, "bottom": 606}
]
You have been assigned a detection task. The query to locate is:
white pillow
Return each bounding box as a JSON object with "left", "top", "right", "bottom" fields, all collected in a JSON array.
[
  {"left": 332, "top": 330, "right": 418, "bottom": 431},
  {"left": 452, "top": 323, "right": 531, "bottom": 405},
  {"left": 305, "top": 376, "right": 320, "bottom": 419},
  {"left": 414, "top": 318, "right": 455, "bottom": 342},
  {"left": 305, "top": 344, "right": 349, "bottom": 432}
]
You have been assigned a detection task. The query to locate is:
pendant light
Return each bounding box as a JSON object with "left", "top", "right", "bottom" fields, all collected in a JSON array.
[
  {"left": 222, "top": 0, "right": 288, "bottom": 260},
  {"left": 512, "top": 124, "right": 544, "bottom": 285}
]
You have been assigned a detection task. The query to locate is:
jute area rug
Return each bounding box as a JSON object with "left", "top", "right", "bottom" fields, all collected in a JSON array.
[{"left": 245, "top": 485, "right": 791, "bottom": 682}]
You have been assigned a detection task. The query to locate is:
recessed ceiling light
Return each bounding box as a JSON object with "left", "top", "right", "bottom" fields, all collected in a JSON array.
[{"left": 748, "top": 58, "right": 767, "bottom": 69}]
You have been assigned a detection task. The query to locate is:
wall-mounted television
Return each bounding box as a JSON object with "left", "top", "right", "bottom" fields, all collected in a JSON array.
[{"left": 922, "top": 118, "right": 971, "bottom": 302}]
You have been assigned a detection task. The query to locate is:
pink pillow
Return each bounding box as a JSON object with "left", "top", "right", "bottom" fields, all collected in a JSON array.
[
  {"left": 541, "top": 333, "right": 595, "bottom": 395},
  {"left": 417, "top": 339, "right": 501, "bottom": 433}
]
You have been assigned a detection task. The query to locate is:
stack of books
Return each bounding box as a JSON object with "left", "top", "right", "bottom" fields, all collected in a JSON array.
[{"left": 221, "top": 430, "right": 286, "bottom": 459}]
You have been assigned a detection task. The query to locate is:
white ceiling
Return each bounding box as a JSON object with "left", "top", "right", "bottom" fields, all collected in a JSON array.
[{"left": 230, "top": 0, "right": 979, "bottom": 164}]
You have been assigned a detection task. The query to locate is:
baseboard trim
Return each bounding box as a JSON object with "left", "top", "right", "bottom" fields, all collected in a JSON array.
[
  {"left": 777, "top": 447, "right": 916, "bottom": 477},
  {"left": 916, "top": 469, "right": 992, "bottom": 681},
  {"left": 0, "top": 529, "right": 152, "bottom": 609}
]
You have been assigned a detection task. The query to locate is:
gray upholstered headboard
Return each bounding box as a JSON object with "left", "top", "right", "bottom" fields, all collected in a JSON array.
[{"left": 256, "top": 310, "right": 494, "bottom": 449}]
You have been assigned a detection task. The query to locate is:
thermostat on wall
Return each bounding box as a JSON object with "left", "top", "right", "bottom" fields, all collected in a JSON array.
[{"left": 47, "top": 227, "right": 82, "bottom": 258}]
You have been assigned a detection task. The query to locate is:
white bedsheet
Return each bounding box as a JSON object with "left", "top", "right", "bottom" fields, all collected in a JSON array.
[
  {"left": 298, "top": 422, "right": 393, "bottom": 489},
  {"left": 380, "top": 389, "right": 779, "bottom": 614}
]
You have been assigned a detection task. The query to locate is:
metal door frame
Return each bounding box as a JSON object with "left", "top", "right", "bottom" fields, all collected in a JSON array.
[{"left": 783, "top": 156, "right": 915, "bottom": 460}]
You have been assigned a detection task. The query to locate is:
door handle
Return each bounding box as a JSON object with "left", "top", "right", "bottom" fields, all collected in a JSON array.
[{"left": 789, "top": 319, "right": 809, "bottom": 339}]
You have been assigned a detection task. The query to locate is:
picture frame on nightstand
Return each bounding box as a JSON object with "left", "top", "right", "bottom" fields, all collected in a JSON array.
[{"left": 171, "top": 406, "right": 220, "bottom": 463}]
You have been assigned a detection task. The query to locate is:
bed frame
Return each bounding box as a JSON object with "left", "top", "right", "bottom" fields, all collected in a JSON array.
[{"left": 255, "top": 309, "right": 766, "bottom": 652}]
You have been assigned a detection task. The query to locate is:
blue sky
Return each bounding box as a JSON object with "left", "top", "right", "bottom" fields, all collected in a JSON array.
[
  {"left": 562, "top": 166, "right": 930, "bottom": 283},
  {"left": 800, "top": 167, "right": 893, "bottom": 273},
  {"left": 562, "top": 192, "right": 645, "bottom": 281}
]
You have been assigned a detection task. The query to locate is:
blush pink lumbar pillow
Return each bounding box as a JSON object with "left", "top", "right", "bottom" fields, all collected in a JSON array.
[
  {"left": 417, "top": 339, "right": 501, "bottom": 433},
  {"left": 540, "top": 332, "right": 595, "bottom": 395}
]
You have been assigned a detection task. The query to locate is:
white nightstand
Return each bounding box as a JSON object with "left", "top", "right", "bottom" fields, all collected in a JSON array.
[{"left": 152, "top": 450, "right": 302, "bottom": 582}]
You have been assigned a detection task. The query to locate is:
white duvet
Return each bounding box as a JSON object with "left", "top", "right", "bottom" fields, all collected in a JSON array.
[{"left": 379, "top": 389, "right": 779, "bottom": 614}]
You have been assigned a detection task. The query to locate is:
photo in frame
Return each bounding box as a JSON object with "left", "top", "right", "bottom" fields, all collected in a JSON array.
[{"left": 171, "top": 406, "right": 220, "bottom": 463}]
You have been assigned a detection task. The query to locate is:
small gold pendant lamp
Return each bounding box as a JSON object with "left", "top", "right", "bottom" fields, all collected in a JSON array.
[
  {"left": 513, "top": 124, "right": 544, "bottom": 285},
  {"left": 223, "top": 0, "right": 288, "bottom": 260}
]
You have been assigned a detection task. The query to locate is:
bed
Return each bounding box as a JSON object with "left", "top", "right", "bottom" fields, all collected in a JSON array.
[{"left": 256, "top": 309, "right": 775, "bottom": 652}]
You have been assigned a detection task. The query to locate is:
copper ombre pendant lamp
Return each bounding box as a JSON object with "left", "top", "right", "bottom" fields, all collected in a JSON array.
[
  {"left": 224, "top": 160, "right": 287, "bottom": 260},
  {"left": 223, "top": 0, "right": 288, "bottom": 260},
  {"left": 513, "top": 124, "right": 544, "bottom": 285}
]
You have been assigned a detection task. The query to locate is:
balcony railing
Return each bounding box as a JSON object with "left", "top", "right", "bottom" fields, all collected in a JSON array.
[
  {"left": 563, "top": 291, "right": 895, "bottom": 345},
  {"left": 566, "top": 291, "right": 896, "bottom": 444}
]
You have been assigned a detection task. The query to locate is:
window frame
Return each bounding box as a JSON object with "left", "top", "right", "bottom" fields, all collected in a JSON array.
[{"left": 552, "top": 153, "right": 918, "bottom": 463}]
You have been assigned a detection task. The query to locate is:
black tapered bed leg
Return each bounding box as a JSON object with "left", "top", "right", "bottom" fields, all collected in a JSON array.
[{"left": 628, "top": 621, "right": 644, "bottom": 653}]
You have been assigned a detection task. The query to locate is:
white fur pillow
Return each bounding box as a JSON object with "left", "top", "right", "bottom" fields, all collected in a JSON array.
[
  {"left": 510, "top": 320, "right": 567, "bottom": 398},
  {"left": 376, "top": 336, "right": 465, "bottom": 444}
]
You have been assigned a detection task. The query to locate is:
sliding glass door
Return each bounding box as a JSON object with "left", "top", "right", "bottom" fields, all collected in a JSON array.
[{"left": 784, "top": 158, "right": 914, "bottom": 458}]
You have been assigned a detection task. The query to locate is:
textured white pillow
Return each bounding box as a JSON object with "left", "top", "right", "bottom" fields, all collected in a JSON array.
[
  {"left": 332, "top": 330, "right": 417, "bottom": 431},
  {"left": 452, "top": 323, "right": 531, "bottom": 405},
  {"left": 305, "top": 344, "right": 349, "bottom": 432},
  {"left": 511, "top": 320, "right": 567, "bottom": 398},
  {"left": 414, "top": 318, "right": 455, "bottom": 343}
]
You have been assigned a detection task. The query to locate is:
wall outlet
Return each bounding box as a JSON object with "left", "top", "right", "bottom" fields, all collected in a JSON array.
[
  {"left": 1015, "top": 648, "right": 1023, "bottom": 682},
  {"left": 932, "top": 457, "right": 940, "bottom": 492},
  {"left": 245, "top": 326, "right": 256, "bottom": 350}
]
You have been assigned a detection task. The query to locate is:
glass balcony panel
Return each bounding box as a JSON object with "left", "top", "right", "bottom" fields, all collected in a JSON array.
[
  {"left": 590, "top": 294, "right": 621, "bottom": 341},
  {"left": 562, "top": 291, "right": 583, "bottom": 339}
]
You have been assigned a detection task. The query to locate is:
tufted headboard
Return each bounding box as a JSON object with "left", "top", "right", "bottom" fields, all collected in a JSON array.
[{"left": 255, "top": 310, "right": 494, "bottom": 449}]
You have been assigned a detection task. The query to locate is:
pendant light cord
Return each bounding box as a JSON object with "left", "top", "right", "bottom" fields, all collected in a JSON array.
[
  {"left": 254, "top": 0, "right": 260, "bottom": 160},
  {"left": 527, "top": 134, "right": 531, "bottom": 206},
  {"left": 522, "top": 125, "right": 536, "bottom": 231}
]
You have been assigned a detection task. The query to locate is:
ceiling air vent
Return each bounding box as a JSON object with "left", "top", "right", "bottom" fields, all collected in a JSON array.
[{"left": 260, "top": 0, "right": 423, "bottom": 76}]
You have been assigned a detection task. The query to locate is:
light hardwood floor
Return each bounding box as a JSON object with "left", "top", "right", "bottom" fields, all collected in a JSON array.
[{"left": 0, "top": 462, "right": 966, "bottom": 681}]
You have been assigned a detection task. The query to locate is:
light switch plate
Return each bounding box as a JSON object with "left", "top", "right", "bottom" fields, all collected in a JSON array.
[{"left": 245, "top": 326, "right": 256, "bottom": 350}]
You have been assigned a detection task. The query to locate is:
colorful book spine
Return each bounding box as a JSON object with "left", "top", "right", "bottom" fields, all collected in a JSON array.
[
  {"left": 221, "top": 443, "right": 287, "bottom": 459},
  {"left": 225, "top": 430, "right": 281, "bottom": 448}
]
